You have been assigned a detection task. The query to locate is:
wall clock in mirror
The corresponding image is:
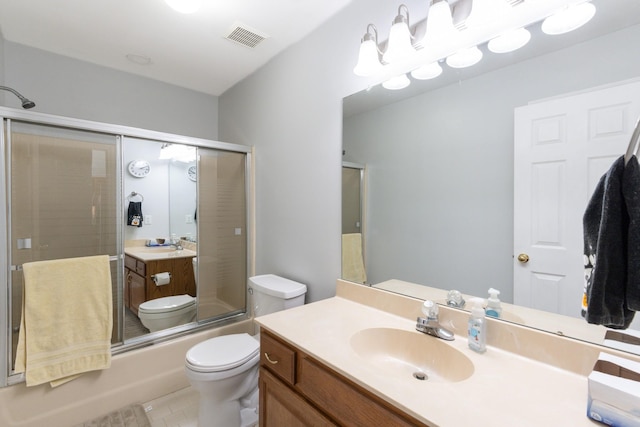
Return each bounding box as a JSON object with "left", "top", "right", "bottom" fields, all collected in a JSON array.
[{"left": 128, "top": 159, "right": 151, "bottom": 178}]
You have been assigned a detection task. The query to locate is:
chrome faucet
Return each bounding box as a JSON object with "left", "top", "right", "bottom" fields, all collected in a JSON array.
[
  {"left": 416, "top": 300, "right": 454, "bottom": 341},
  {"left": 169, "top": 236, "right": 183, "bottom": 251}
]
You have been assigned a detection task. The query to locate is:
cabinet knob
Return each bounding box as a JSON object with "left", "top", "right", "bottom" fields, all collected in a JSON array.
[{"left": 264, "top": 352, "right": 279, "bottom": 365}]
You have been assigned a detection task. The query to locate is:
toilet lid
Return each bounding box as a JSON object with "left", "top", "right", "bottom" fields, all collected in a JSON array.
[
  {"left": 138, "top": 294, "right": 195, "bottom": 313},
  {"left": 186, "top": 333, "right": 259, "bottom": 372}
]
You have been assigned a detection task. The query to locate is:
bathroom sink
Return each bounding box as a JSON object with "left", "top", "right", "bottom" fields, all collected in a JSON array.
[{"left": 350, "top": 327, "right": 474, "bottom": 383}]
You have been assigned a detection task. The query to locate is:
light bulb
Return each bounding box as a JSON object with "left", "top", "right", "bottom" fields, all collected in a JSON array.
[
  {"left": 382, "top": 74, "right": 410, "bottom": 90},
  {"left": 488, "top": 27, "right": 531, "bottom": 53},
  {"left": 353, "top": 39, "right": 383, "bottom": 76},
  {"left": 424, "top": 0, "right": 456, "bottom": 41},
  {"left": 446, "top": 46, "right": 483, "bottom": 68},
  {"left": 411, "top": 62, "right": 443, "bottom": 80},
  {"left": 542, "top": 2, "right": 596, "bottom": 35},
  {"left": 383, "top": 8, "right": 416, "bottom": 64},
  {"left": 466, "top": 0, "right": 512, "bottom": 28}
]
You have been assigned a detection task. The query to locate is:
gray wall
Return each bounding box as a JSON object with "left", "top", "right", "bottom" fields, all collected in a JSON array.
[
  {"left": 219, "top": 0, "right": 378, "bottom": 302},
  {"left": 2, "top": 42, "right": 219, "bottom": 139}
]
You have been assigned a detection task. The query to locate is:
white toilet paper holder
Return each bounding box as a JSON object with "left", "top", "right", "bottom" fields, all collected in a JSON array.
[{"left": 152, "top": 272, "right": 172, "bottom": 286}]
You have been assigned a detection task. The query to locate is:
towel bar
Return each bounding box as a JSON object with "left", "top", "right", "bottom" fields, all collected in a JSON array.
[{"left": 11, "top": 255, "right": 120, "bottom": 271}]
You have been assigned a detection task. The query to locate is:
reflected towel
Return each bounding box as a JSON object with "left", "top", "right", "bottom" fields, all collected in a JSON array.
[
  {"left": 127, "top": 201, "right": 143, "bottom": 227},
  {"left": 14, "top": 255, "right": 113, "bottom": 387},
  {"left": 583, "top": 156, "right": 634, "bottom": 328},
  {"left": 342, "top": 233, "right": 367, "bottom": 284},
  {"left": 623, "top": 155, "right": 640, "bottom": 311}
]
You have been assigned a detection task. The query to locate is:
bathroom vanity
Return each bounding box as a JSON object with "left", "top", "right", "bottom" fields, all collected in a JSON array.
[
  {"left": 260, "top": 330, "right": 425, "bottom": 426},
  {"left": 256, "top": 280, "right": 625, "bottom": 426},
  {"left": 124, "top": 248, "right": 197, "bottom": 316}
]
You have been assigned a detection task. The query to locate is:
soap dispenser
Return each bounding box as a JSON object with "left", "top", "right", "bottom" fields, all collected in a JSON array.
[
  {"left": 468, "top": 298, "right": 486, "bottom": 353},
  {"left": 485, "top": 288, "right": 502, "bottom": 319}
]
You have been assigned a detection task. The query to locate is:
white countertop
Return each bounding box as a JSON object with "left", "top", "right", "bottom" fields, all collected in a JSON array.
[
  {"left": 124, "top": 246, "right": 196, "bottom": 262},
  {"left": 256, "top": 292, "right": 600, "bottom": 426}
]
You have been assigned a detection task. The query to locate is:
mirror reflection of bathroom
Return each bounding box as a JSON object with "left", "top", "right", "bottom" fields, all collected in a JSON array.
[
  {"left": 122, "top": 139, "right": 247, "bottom": 340},
  {"left": 341, "top": 162, "right": 367, "bottom": 285}
]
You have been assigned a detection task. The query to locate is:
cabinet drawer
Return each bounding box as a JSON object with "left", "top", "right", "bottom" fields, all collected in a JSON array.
[
  {"left": 124, "top": 255, "right": 146, "bottom": 275},
  {"left": 261, "top": 331, "right": 296, "bottom": 385},
  {"left": 124, "top": 255, "right": 136, "bottom": 271},
  {"left": 135, "top": 260, "right": 145, "bottom": 275}
]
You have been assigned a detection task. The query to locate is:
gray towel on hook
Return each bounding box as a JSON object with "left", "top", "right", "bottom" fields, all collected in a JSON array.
[
  {"left": 623, "top": 155, "right": 640, "bottom": 311},
  {"left": 583, "top": 155, "right": 634, "bottom": 329}
]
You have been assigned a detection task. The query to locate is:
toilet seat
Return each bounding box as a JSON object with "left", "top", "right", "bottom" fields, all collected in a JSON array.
[
  {"left": 186, "top": 333, "right": 259, "bottom": 373},
  {"left": 138, "top": 294, "right": 195, "bottom": 314}
]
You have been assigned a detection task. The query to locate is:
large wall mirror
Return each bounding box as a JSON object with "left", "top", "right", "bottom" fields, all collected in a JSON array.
[{"left": 342, "top": 0, "right": 640, "bottom": 353}]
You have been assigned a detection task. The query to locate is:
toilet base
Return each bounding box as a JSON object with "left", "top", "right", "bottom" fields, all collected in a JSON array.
[
  {"left": 196, "top": 393, "right": 258, "bottom": 427},
  {"left": 240, "top": 407, "right": 258, "bottom": 427}
]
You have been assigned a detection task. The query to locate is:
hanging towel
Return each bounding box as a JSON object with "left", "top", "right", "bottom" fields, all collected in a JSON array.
[
  {"left": 583, "top": 155, "right": 634, "bottom": 329},
  {"left": 342, "top": 233, "right": 367, "bottom": 284},
  {"left": 623, "top": 155, "right": 640, "bottom": 311},
  {"left": 127, "top": 201, "right": 143, "bottom": 227},
  {"left": 14, "top": 255, "right": 113, "bottom": 387}
]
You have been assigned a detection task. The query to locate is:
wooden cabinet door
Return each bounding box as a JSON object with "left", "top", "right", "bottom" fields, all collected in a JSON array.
[
  {"left": 297, "top": 355, "right": 427, "bottom": 427},
  {"left": 129, "top": 270, "right": 146, "bottom": 316},
  {"left": 259, "top": 368, "right": 336, "bottom": 427}
]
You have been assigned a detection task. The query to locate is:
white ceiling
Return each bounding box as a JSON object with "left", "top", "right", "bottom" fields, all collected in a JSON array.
[{"left": 0, "top": 0, "right": 352, "bottom": 96}]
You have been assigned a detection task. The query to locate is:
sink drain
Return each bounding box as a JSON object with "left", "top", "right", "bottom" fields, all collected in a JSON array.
[{"left": 413, "top": 371, "right": 427, "bottom": 381}]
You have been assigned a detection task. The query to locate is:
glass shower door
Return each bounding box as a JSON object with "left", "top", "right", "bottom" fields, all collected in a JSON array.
[{"left": 6, "top": 121, "right": 120, "bottom": 372}]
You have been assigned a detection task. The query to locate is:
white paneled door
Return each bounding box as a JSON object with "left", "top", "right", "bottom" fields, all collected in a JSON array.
[{"left": 514, "top": 79, "right": 640, "bottom": 318}]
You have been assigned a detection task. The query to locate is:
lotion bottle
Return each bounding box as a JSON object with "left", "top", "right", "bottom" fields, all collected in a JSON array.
[
  {"left": 485, "top": 288, "right": 502, "bottom": 319},
  {"left": 468, "top": 298, "right": 486, "bottom": 353}
]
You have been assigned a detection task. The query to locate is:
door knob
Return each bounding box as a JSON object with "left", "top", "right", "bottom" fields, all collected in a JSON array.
[{"left": 517, "top": 253, "right": 530, "bottom": 263}]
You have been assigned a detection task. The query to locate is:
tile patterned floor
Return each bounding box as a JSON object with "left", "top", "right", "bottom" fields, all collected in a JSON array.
[{"left": 143, "top": 387, "right": 199, "bottom": 427}]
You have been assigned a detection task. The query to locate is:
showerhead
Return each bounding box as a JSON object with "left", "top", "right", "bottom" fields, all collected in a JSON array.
[
  {"left": 21, "top": 98, "right": 36, "bottom": 109},
  {"left": 0, "top": 86, "right": 36, "bottom": 109}
]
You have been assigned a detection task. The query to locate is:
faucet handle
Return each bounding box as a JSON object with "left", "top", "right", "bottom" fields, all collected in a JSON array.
[{"left": 422, "top": 300, "right": 438, "bottom": 320}]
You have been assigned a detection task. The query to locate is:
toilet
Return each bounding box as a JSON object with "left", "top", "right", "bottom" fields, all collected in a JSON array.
[
  {"left": 185, "top": 274, "right": 307, "bottom": 427},
  {"left": 138, "top": 294, "right": 196, "bottom": 332}
]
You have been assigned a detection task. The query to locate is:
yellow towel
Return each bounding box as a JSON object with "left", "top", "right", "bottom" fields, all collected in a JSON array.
[
  {"left": 15, "top": 255, "right": 113, "bottom": 387},
  {"left": 342, "top": 233, "right": 367, "bottom": 284}
]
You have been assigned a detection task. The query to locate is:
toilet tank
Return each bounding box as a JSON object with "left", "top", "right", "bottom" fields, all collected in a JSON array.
[{"left": 249, "top": 274, "right": 307, "bottom": 317}]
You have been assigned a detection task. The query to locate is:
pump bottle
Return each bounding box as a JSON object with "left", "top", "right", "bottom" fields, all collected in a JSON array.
[
  {"left": 468, "top": 298, "right": 486, "bottom": 353},
  {"left": 485, "top": 288, "right": 502, "bottom": 319}
]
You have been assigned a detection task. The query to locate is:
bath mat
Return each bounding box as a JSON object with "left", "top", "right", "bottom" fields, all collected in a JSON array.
[{"left": 73, "top": 403, "right": 151, "bottom": 427}]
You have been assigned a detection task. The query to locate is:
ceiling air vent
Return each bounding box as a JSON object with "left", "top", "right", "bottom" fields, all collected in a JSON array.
[{"left": 225, "top": 23, "right": 268, "bottom": 49}]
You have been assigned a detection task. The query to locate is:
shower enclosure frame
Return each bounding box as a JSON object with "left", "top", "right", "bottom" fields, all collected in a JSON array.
[{"left": 0, "top": 106, "right": 254, "bottom": 387}]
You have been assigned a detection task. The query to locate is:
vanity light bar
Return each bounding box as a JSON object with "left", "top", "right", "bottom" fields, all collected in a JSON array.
[{"left": 354, "top": 0, "right": 596, "bottom": 90}]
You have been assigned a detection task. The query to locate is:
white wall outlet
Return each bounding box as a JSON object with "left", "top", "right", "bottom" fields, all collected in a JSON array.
[
  {"left": 235, "top": 228, "right": 242, "bottom": 236},
  {"left": 186, "top": 214, "right": 193, "bottom": 224},
  {"left": 145, "top": 215, "right": 153, "bottom": 225}
]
